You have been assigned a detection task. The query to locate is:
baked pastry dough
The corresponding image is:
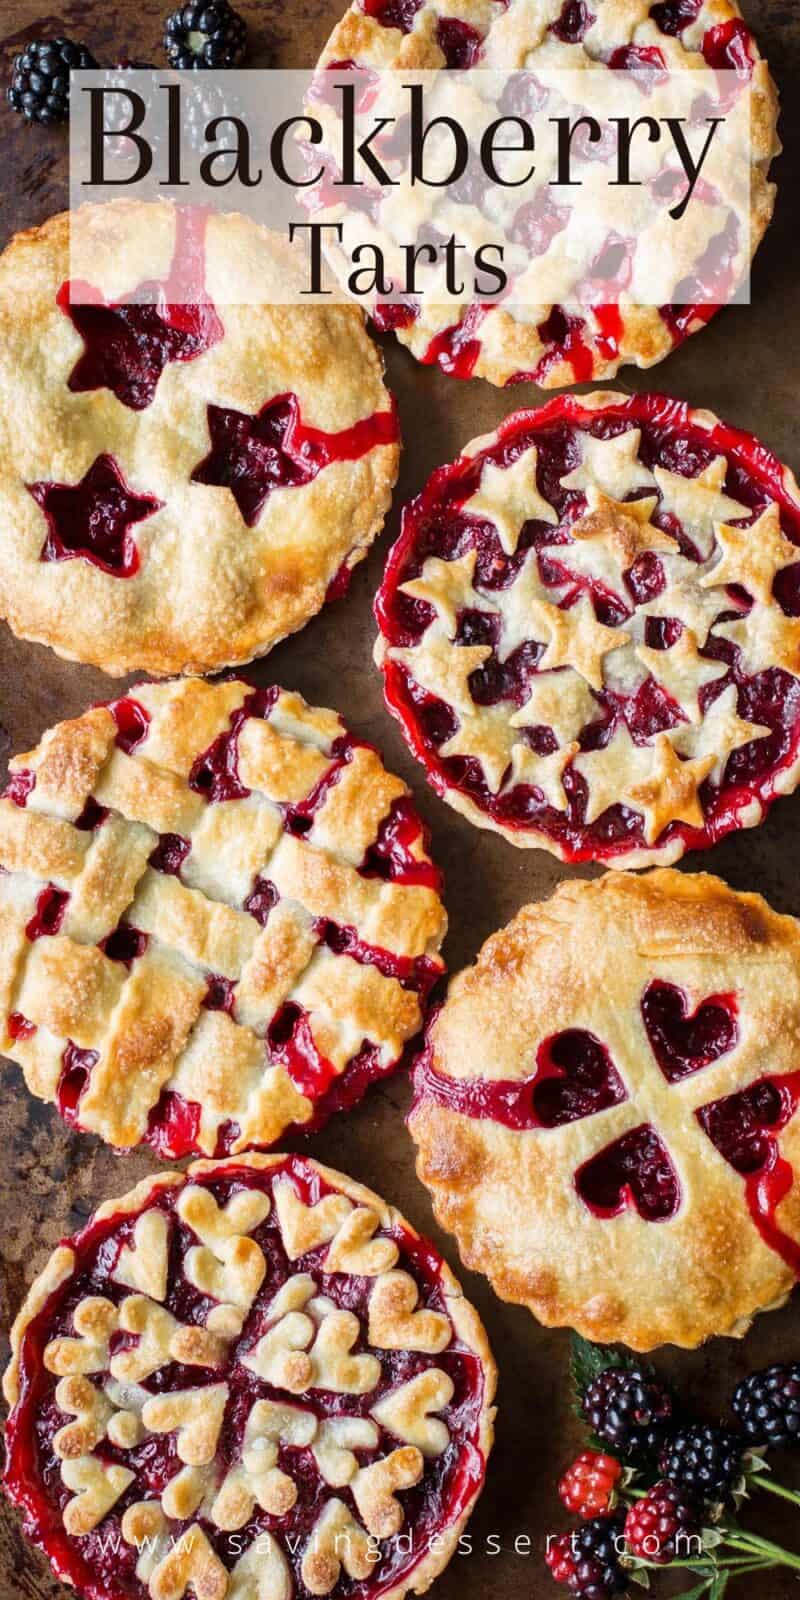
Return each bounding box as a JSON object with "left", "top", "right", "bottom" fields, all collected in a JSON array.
[
  {"left": 3, "top": 1154, "right": 496, "bottom": 1600},
  {"left": 0, "top": 202, "right": 399, "bottom": 675},
  {"left": 409, "top": 869, "right": 800, "bottom": 1350},
  {"left": 375, "top": 390, "right": 800, "bottom": 866},
  {"left": 317, "top": 0, "right": 779, "bottom": 387},
  {"left": 0, "top": 677, "right": 445, "bottom": 1154}
]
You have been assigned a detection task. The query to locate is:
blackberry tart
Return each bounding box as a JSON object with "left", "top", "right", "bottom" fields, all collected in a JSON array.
[
  {"left": 3, "top": 1153, "right": 496, "bottom": 1600},
  {"left": 0, "top": 677, "right": 446, "bottom": 1156},
  {"left": 316, "top": 0, "right": 779, "bottom": 388},
  {"left": 409, "top": 870, "right": 800, "bottom": 1350},
  {"left": 0, "top": 202, "right": 399, "bottom": 676},
  {"left": 375, "top": 391, "right": 800, "bottom": 867}
]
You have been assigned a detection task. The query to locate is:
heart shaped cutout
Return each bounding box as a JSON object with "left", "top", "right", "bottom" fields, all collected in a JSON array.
[
  {"left": 641, "top": 980, "right": 738, "bottom": 1083},
  {"left": 575, "top": 1123, "right": 680, "bottom": 1222}
]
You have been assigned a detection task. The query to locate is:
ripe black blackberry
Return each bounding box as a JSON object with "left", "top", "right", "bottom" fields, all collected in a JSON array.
[
  {"left": 660, "top": 1423, "right": 745, "bottom": 1504},
  {"left": 8, "top": 37, "right": 98, "bottom": 125},
  {"left": 583, "top": 1365, "right": 674, "bottom": 1462},
  {"left": 733, "top": 1363, "right": 800, "bottom": 1448},
  {"left": 164, "top": 3, "right": 248, "bottom": 69},
  {"left": 102, "top": 61, "right": 157, "bottom": 144},
  {"left": 571, "top": 1513, "right": 628, "bottom": 1599}
]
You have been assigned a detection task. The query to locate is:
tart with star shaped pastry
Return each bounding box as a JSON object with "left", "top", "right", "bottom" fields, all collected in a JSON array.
[
  {"left": 375, "top": 390, "right": 800, "bottom": 867},
  {"left": 0, "top": 201, "right": 400, "bottom": 676},
  {"left": 316, "top": 0, "right": 779, "bottom": 388},
  {"left": 0, "top": 676, "right": 446, "bottom": 1155},
  {"left": 3, "top": 1152, "right": 496, "bottom": 1600},
  {"left": 409, "top": 869, "right": 800, "bottom": 1350}
]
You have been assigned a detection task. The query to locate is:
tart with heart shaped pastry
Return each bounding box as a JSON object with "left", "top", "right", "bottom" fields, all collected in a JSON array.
[
  {"left": 317, "top": 0, "right": 779, "bottom": 388},
  {"left": 0, "top": 676, "right": 446, "bottom": 1156},
  {"left": 3, "top": 1153, "right": 496, "bottom": 1600},
  {"left": 409, "top": 869, "right": 800, "bottom": 1351},
  {"left": 375, "top": 391, "right": 800, "bottom": 867},
  {"left": 0, "top": 201, "right": 399, "bottom": 676}
]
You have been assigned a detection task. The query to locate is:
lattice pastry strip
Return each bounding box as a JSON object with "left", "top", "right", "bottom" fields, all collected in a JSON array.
[
  {"left": 3, "top": 1156, "right": 496, "bottom": 1600},
  {"left": 0, "top": 679, "right": 445, "bottom": 1156}
]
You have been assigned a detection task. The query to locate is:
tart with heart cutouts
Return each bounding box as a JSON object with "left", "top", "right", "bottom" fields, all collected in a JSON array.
[
  {"left": 0, "top": 201, "right": 399, "bottom": 676},
  {"left": 3, "top": 1153, "right": 496, "bottom": 1600},
  {"left": 0, "top": 677, "right": 446, "bottom": 1155},
  {"left": 409, "top": 869, "right": 800, "bottom": 1351},
  {"left": 375, "top": 391, "right": 800, "bottom": 867},
  {"left": 317, "top": 0, "right": 779, "bottom": 387}
]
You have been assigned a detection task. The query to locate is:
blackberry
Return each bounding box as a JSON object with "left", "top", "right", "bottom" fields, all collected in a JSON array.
[
  {"left": 733, "top": 1363, "right": 800, "bottom": 1448},
  {"left": 572, "top": 1513, "right": 628, "bottom": 1598},
  {"left": 183, "top": 75, "right": 245, "bottom": 150},
  {"left": 102, "top": 61, "right": 156, "bottom": 149},
  {"left": 8, "top": 37, "right": 98, "bottom": 125},
  {"left": 164, "top": 3, "right": 248, "bottom": 69},
  {"left": 583, "top": 1366, "right": 674, "bottom": 1462},
  {"left": 660, "top": 1423, "right": 745, "bottom": 1504},
  {"left": 624, "top": 1480, "right": 700, "bottom": 1565}
]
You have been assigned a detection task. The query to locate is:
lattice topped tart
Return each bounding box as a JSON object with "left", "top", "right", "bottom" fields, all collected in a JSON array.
[
  {"left": 3, "top": 1153, "right": 496, "bottom": 1600},
  {"left": 409, "top": 869, "right": 800, "bottom": 1351},
  {"left": 375, "top": 391, "right": 800, "bottom": 867},
  {"left": 317, "top": 0, "right": 779, "bottom": 388},
  {"left": 0, "top": 677, "right": 446, "bottom": 1155},
  {"left": 0, "top": 202, "right": 399, "bottom": 676}
]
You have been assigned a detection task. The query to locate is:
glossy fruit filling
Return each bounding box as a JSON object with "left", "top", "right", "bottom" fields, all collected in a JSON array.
[
  {"left": 58, "top": 208, "right": 223, "bottom": 411},
  {"left": 575, "top": 1124, "right": 680, "bottom": 1222},
  {"left": 412, "top": 1028, "right": 626, "bottom": 1130},
  {"left": 3, "top": 1157, "right": 488, "bottom": 1600},
  {"left": 5, "top": 694, "right": 442, "bottom": 1158},
  {"left": 698, "top": 1073, "right": 800, "bottom": 1275},
  {"left": 190, "top": 392, "right": 399, "bottom": 528},
  {"left": 641, "top": 981, "right": 738, "bottom": 1083},
  {"left": 27, "top": 454, "right": 162, "bottom": 576},
  {"left": 376, "top": 392, "right": 800, "bottom": 865}
]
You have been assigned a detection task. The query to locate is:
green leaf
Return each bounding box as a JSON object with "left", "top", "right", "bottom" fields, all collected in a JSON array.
[
  {"left": 707, "top": 1572, "right": 729, "bottom": 1600},
  {"left": 628, "top": 1568, "right": 651, "bottom": 1588},
  {"left": 674, "top": 1582, "right": 713, "bottom": 1600},
  {"left": 569, "top": 1332, "right": 652, "bottom": 1414}
]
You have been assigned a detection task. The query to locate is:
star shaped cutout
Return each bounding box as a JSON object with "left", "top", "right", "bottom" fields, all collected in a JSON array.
[
  {"left": 700, "top": 503, "right": 800, "bottom": 605},
  {"left": 510, "top": 667, "right": 599, "bottom": 747},
  {"left": 399, "top": 550, "right": 494, "bottom": 638},
  {"left": 389, "top": 634, "right": 491, "bottom": 716},
  {"left": 622, "top": 733, "right": 716, "bottom": 844},
  {"left": 503, "top": 740, "right": 577, "bottom": 810},
  {"left": 653, "top": 457, "right": 749, "bottom": 559},
  {"left": 714, "top": 605, "right": 800, "bottom": 679},
  {"left": 635, "top": 630, "right": 728, "bottom": 724},
  {"left": 59, "top": 280, "right": 222, "bottom": 412},
  {"left": 560, "top": 427, "right": 654, "bottom": 501},
  {"left": 567, "top": 489, "right": 678, "bottom": 588},
  {"left": 461, "top": 446, "right": 559, "bottom": 555},
  {"left": 669, "top": 683, "right": 770, "bottom": 783},
  {"left": 440, "top": 705, "right": 516, "bottom": 793},
  {"left": 27, "top": 453, "right": 162, "bottom": 576},
  {"left": 536, "top": 594, "right": 631, "bottom": 691},
  {"left": 191, "top": 396, "right": 321, "bottom": 527}
]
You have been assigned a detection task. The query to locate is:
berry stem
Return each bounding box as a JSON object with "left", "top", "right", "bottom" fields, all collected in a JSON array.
[
  {"left": 748, "top": 1472, "right": 800, "bottom": 1508},
  {"left": 723, "top": 1529, "right": 800, "bottom": 1571}
]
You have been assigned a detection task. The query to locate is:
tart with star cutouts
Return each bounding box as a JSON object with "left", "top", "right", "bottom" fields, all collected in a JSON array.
[
  {"left": 409, "top": 869, "right": 800, "bottom": 1351},
  {"left": 0, "top": 676, "right": 446, "bottom": 1155},
  {"left": 0, "top": 201, "right": 400, "bottom": 676},
  {"left": 375, "top": 390, "right": 800, "bottom": 867},
  {"left": 317, "top": 0, "right": 779, "bottom": 388},
  {"left": 3, "top": 1152, "right": 496, "bottom": 1600}
]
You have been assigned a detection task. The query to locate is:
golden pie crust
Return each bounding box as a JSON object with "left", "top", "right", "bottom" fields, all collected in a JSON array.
[
  {"left": 0, "top": 202, "right": 400, "bottom": 676},
  {"left": 409, "top": 870, "right": 800, "bottom": 1351}
]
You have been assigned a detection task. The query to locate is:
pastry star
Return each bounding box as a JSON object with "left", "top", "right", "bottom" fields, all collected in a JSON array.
[
  {"left": 510, "top": 667, "right": 598, "bottom": 747},
  {"left": 641, "top": 568, "right": 729, "bottom": 648},
  {"left": 714, "top": 605, "right": 800, "bottom": 680},
  {"left": 389, "top": 635, "right": 490, "bottom": 716},
  {"left": 462, "top": 446, "right": 559, "bottom": 555},
  {"left": 573, "top": 726, "right": 656, "bottom": 825},
  {"left": 669, "top": 683, "right": 770, "bottom": 783},
  {"left": 399, "top": 551, "right": 495, "bottom": 639},
  {"left": 700, "top": 503, "right": 800, "bottom": 604},
  {"left": 536, "top": 594, "right": 631, "bottom": 691},
  {"left": 653, "top": 457, "right": 749, "bottom": 560},
  {"left": 560, "top": 428, "right": 654, "bottom": 501},
  {"left": 440, "top": 706, "right": 516, "bottom": 794},
  {"left": 504, "top": 741, "right": 577, "bottom": 810},
  {"left": 623, "top": 734, "right": 716, "bottom": 844},
  {"left": 568, "top": 489, "right": 678, "bottom": 584},
  {"left": 635, "top": 630, "right": 727, "bottom": 724},
  {"left": 493, "top": 551, "right": 554, "bottom": 661}
]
